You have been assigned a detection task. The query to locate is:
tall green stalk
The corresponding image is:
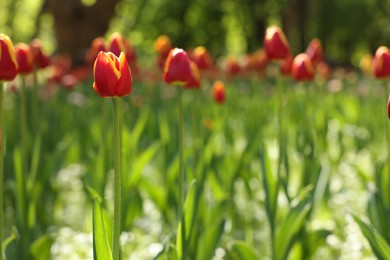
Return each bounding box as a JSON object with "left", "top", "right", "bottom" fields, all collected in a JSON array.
[
  {"left": 112, "top": 98, "right": 122, "bottom": 260},
  {"left": 177, "top": 88, "right": 187, "bottom": 259},
  {"left": 0, "top": 82, "right": 3, "bottom": 260}
]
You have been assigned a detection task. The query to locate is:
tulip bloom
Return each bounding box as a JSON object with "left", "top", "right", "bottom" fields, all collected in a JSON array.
[
  {"left": 15, "top": 43, "right": 34, "bottom": 75},
  {"left": 264, "top": 25, "right": 290, "bottom": 60},
  {"left": 184, "top": 61, "right": 200, "bottom": 89},
  {"left": 291, "top": 53, "right": 314, "bottom": 81},
  {"left": 212, "top": 80, "right": 226, "bottom": 104},
  {"left": 191, "top": 46, "right": 212, "bottom": 70},
  {"left": 373, "top": 46, "right": 390, "bottom": 79},
  {"left": 30, "top": 39, "right": 50, "bottom": 69},
  {"left": 86, "top": 37, "right": 106, "bottom": 64},
  {"left": 154, "top": 35, "right": 172, "bottom": 57},
  {"left": 93, "top": 51, "right": 132, "bottom": 97},
  {"left": 108, "top": 32, "right": 136, "bottom": 64},
  {"left": 305, "top": 38, "right": 324, "bottom": 66},
  {"left": 0, "top": 34, "right": 18, "bottom": 81},
  {"left": 163, "top": 48, "right": 193, "bottom": 86}
]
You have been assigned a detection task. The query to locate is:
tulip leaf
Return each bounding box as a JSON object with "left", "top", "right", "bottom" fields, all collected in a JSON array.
[
  {"left": 352, "top": 215, "right": 390, "bottom": 259},
  {"left": 227, "top": 241, "right": 259, "bottom": 260},
  {"left": 93, "top": 197, "right": 113, "bottom": 260}
]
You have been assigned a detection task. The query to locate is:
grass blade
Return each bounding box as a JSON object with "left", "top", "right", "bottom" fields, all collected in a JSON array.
[{"left": 93, "top": 197, "right": 113, "bottom": 260}]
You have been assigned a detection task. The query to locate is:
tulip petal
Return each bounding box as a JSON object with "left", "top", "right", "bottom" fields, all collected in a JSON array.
[
  {"left": 0, "top": 34, "right": 18, "bottom": 81},
  {"left": 115, "top": 52, "right": 132, "bottom": 97},
  {"left": 93, "top": 52, "right": 120, "bottom": 97}
]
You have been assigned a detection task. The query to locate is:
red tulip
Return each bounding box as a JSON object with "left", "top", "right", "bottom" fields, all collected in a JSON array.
[
  {"left": 30, "top": 39, "right": 50, "bottom": 69},
  {"left": 291, "top": 53, "right": 314, "bottom": 81},
  {"left": 86, "top": 37, "right": 106, "bottom": 64},
  {"left": 184, "top": 61, "right": 201, "bottom": 89},
  {"left": 191, "top": 46, "right": 212, "bottom": 70},
  {"left": 264, "top": 25, "right": 290, "bottom": 60},
  {"left": 388, "top": 94, "right": 390, "bottom": 119},
  {"left": 0, "top": 34, "right": 18, "bottom": 81},
  {"left": 93, "top": 51, "right": 132, "bottom": 97},
  {"left": 305, "top": 38, "right": 324, "bottom": 66},
  {"left": 279, "top": 54, "right": 293, "bottom": 76},
  {"left": 108, "top": 32, "right": 136, "bottom": 64},
  {"left": 163, "top": 48, "right": 193, "bottom": 86},
  {"left": 373, "top": 46, "right": 390, "bottom": 79},
  {"left": 15, "top": 43, "right": 34, "bottom": 74},
  {"left": 226, "top": 56, "right": 241, "bottom": 76},
  {"left": 212, "top": 80, "right": 226, "bottom": 104}
]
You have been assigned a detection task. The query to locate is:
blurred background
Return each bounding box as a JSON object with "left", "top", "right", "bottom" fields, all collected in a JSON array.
[{"left": 1, "top": 0, "right": 390, "bottom": 67}]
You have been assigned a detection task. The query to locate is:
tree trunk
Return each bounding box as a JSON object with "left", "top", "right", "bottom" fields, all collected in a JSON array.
[{"left": 47, "top": 0, "right": 120, "bottom": 65}]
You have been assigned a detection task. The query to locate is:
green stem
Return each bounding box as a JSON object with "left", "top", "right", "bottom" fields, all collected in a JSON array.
[
  {"left": 112, "top": 98, "right": 122, "bottom": 260},
  {"left": 20, "top": 76, "right": 28, "bottom": 181},
  {"left": 276, "top": 71, "right": 290, "bottom": 203},
  {"left": 177, "top": 88, "right": 187, "bottom": 259},
  {"left": 0, "top": 82, "right": 3, "bottom": 260}
]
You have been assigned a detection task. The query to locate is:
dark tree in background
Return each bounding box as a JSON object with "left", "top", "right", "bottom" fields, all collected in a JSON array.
[{"left": 47, "top": 0, "right": 120, "bottom": 65}]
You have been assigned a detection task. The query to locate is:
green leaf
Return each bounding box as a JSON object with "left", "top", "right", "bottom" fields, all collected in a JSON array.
[
  {"left": 176, "top": 221, "right": 183, "bottom": 260},
  {"left": 259, "top": 145, "right": 279, "bottom": 233},
  {"left": 196, "top": 219, "right": 226, "bottom": 260},
  {"left": 93, "top": 197, "right": 113, "bottom": 260},
  {"left": 184, "top": 180, "right": 197, "bottom": 241},
  {"left": 352, "top": 215, "right": 390, "bottom": 259},
  {"left": 129, "top": 142, "right": 160, "bottom": 186},
  {"left": 227, "top": 241, "right": 259, "bottom": 260},
  {"left": 274, "top": 195, "right": 312, "bottom": 260},
  {"left": 30, "top": 234, "right": 54, "bottom": 260}
]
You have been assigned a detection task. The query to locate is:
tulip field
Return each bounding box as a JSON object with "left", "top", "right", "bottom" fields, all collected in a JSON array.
[{"left": 0, "top": 27, "right": 390, "bottom": 260}]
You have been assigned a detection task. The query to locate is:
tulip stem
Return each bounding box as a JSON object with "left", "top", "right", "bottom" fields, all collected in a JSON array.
[
  {"left": 178, "top": 88, "right": 187, "bottom": 259},
  {"left": 112, "top": 98, "right": 122, "bottom": 260},
  {"left": 0, "top": 82, "right": 3, "bottom": 260}
]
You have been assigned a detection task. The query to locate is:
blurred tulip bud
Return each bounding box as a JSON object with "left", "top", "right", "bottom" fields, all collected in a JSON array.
[
  {"left": 30, "top": 39, "right": 50, "bottom": 69},
  {"left": 154, "top": 35, "right": 172, "bottom": 57},
  {"left": 108, "top": 32, "right": 136, "bottom": 64},
  {"left": 191, "top": 46, "right": 213, "bottom": 70},
  {"left": 291, "top": 53, "right": 314, "bottom": 81},
  {"left": 0, "top": 34, "right": 19, "bottom": 81},
  {"left": 93, "top": 51, "right": 132, "bottom": 97},
  {"left": 264, "top": 25, "right": 290, "bottom": 60},
  {"left": 279, "top": 54, "right": 293, "bottom": 76},
  {"left": 163, "top": 48, "right": 193, "bottom": 86},
  {"left": 212, "top": 80, "right": 226, "bottom": 104},
  {"left": 15, "top": 43, "right": 34, "bottom": 75},
  {"left": 86, "top": 37, "right": 106, "bottom": 64},
  {"left": 373, "top": 46, "right": 390, "bottom": 79},
  {"left": 226, "top": 56, "right": 241, "bottom": 76},
  {"left": 305, "top": 38, "right": 324, "bottom": 66}
]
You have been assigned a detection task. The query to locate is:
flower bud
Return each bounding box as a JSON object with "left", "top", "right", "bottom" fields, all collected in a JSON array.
[
  {"left": 291, "top": 53, "right": 314, "bottom": 81},
  {"left": 0, "top": 34, "right": 18, "bottom": 81},
  {"left": 15, "top": 43, "right": 34, "bottom": 75},
  {"left": 264, "top": 25, "right": 290, "bottom": 60},
  {"left": 93, "top": 51, "right": 132, "bottom": 97},
  {"left": 163, "top": 48, "right": 193, "bottom": 86},
  {"left": 212, "top": 80, "right": 226, "bottom": 104},
  {"left": 373, "top": 46, "right": 390, "bottom": 79}
]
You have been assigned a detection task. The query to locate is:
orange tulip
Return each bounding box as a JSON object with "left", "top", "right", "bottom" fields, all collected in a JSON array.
[
  {"left": 163, "top": 48, "right": 193, "bottom": 86},
  {"left": 154, "top": 35, "right": 172, "bottom": 57},
  {"left": 264, "top": 25, "right": 290, "bottom": 60},
  {"left": 93, "top": 51, "right": 132, "bottom": 97},
  {"left": 212, "top": 80, "right": 226, "bottom": 104},
  {"left": 291, "top": 53, "right": 314, "bottom": 81},
  {"left": 15, "top": 43, "right": 34, "bottom": 75},
  {"left": 30, "top": 39, "right": 50, "bottom": 69},
  {"left": 372, "top": 46, "right": 390, "bottom": 79},
  {"left": 0, "top": 34, "right": 18, "bottom": 81},
  {"left": 305, "top": 38, "right": 324, "bottom": 66}
]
